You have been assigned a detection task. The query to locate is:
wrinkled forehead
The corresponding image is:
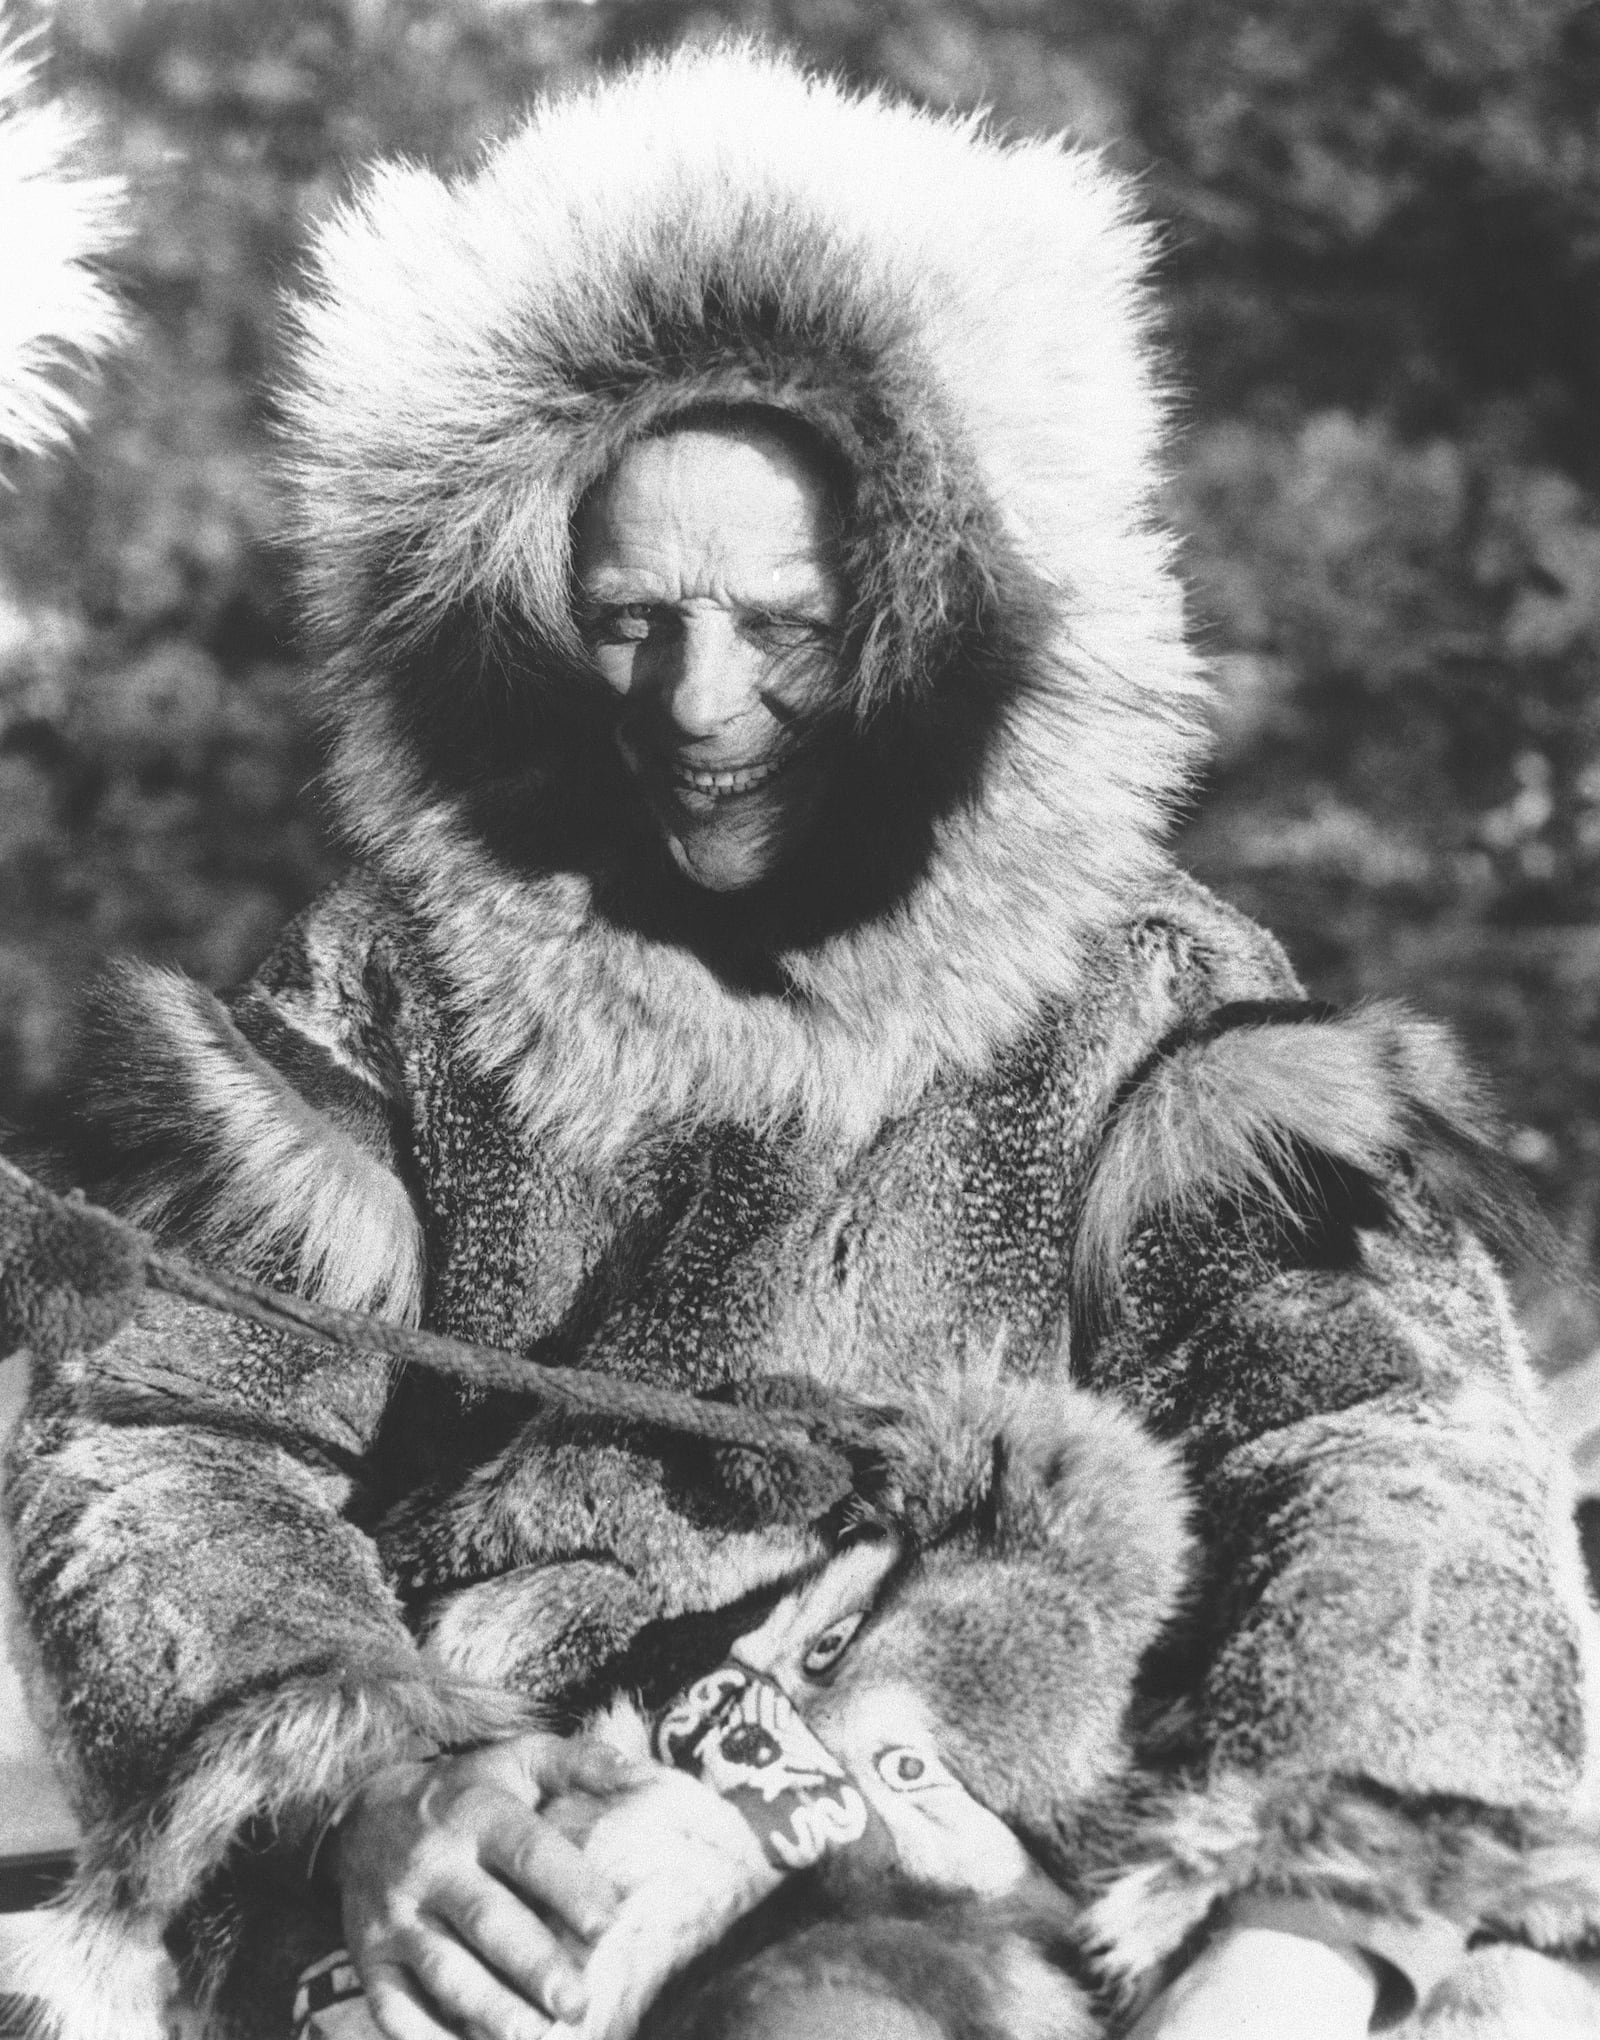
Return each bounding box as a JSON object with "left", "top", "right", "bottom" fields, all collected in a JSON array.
[{"left": 573, "top": 412, "right": 851, "bottom": 609}]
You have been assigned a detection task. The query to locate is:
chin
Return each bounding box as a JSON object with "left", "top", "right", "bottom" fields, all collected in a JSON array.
[
  {"left": 666, "top": 837, "right": 778, "bottom": 894},
  {"left": 661, "top": 803, "right": 798, "bottom": 895}
]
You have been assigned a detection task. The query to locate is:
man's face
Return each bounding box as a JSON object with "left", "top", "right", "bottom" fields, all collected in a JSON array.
[{"left": 572, "top": 423, "right": 848, "bottom": 893}]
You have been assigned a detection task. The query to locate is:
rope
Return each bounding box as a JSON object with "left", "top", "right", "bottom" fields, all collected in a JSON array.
[
  {"left": 1, "top": 1152, "right": 874, "bottom": 1503},
  {"left": 145, "top": 1249, "right": 842, "bottom": 1460}
]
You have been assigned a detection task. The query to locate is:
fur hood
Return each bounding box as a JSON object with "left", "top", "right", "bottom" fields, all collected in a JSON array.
[{"left": 280, "top": 45, "right": 1207, "bottom": 1157}]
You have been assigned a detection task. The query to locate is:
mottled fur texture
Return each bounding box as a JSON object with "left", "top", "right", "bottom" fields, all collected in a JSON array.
[
  {"left": 0, "top": 17, "right": 122, "bottom": 457},
  {"left": 1084, "top": 1772, "right": 1600, "bottom": 1997},
  {"left": 1076, "top": 999, "right": 1538, "bottom": 1319},
  {"left": 8, "top": 41, "right": 1600, "bottom": 2040},
  {"left": 74, "top": 963, "right": 424, "bottom": 1318},
  {"left": 645, "top": 1887, "right": 1096, "bottom": 2040}
]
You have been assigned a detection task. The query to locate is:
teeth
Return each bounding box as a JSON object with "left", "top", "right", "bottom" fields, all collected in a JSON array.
[{"left": 673, "top": 758, "right": 785, "bottom": 796}]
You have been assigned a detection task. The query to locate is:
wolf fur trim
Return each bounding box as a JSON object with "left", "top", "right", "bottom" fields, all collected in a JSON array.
[
  {"left": 74, "top": 961, "right": 424, "bottom": 1319},
  {"left": 1082, "top": 1769, "right": 1600, "bottom": 2008},
  {"left": 866, "top": 1369, "right": 1191, "bottom": 1637},
  {"left": 280, "top": 43, "right": 1206, "bottom": 1159},
  {"left": 0, "top": 19, "right": 123, "bottom": 456},
  {"left": 18, "top": 1665, "right": 530, "bottom": 2040},
  {"left": 806, "top": 1378, "right": 1192, "bottom": 1827},
  {"left": 1075, "top": 1000, "right": 1535, "bottom": 1314}
]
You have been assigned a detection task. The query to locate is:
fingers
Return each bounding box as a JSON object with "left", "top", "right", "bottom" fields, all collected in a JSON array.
[
  {"left": 545, "top": 1735, "right": 654, "bottom": 1799},
  {"left": 366, "top": 1948, "right": 555, "bottom": 2040},
  {"left": 365, "top": 1963, "right": 459, "bottom": 2040},
  {"left": 434, "top": 1870, "right": 592, "bottom": 2023},
  {"left": 337, "top": 1739, "right": 647, "bottom": 2040},
  {"left": 351, "top": 1879, "right": 585, "bottom": 2040},
  {"left": 501, "top": 1726, "right": 654, "bottom": 1804},
  {"left": 481, "top": 1805, "right": 617, "bottom": 1945}
]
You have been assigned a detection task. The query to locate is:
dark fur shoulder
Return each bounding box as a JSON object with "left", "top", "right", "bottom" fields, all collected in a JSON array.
[
  {"left": 63, "top": 892, "right": 423, "bottom": 1316},
  {"left": 1074, "top": 997, "right": 1547, "bottom": 1324}
]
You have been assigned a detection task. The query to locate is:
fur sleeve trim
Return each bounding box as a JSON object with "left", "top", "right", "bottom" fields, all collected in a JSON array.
[
  {"left": 1074, "top": 1000, "right": 1537, "bottom": 1317},
  {"left": 1081, "top": 1771, "right": 1600, "bottom": 2009},
  {"left": 73, "top": 960, "right": 424, "bottom": 1319},
  {"left": 21, "top": 1665, "right": 530, "bottom": 2040},
  {"left": 866, "top": 1372, "right": 1191, "bottom": 1642}
]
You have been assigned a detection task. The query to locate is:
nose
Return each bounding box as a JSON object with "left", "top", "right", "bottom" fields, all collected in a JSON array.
[{"left": 656, "top": 611, "right": 763, "bottom": 740}]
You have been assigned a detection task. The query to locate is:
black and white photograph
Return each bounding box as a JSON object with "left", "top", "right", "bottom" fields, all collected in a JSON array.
[{"left": 2, "top": 2, "right": 1600, "bottom": 2035}]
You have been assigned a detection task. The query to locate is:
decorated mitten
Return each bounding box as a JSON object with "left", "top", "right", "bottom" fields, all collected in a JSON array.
[
  {"left": 654, "top": 1662, "right": 894, "bottom": 1876},
  {"left": 554, "top": 1664, "right": 1049, "bottom": 2040},
  {"left": 0, "top": 1154, "right": 146, "bottom": 1363}
]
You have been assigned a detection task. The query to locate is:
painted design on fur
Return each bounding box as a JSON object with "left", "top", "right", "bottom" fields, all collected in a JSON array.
[
  {"left": 281, "top": 44, "right": 1207, "bottom": 1158},
  {"left": 0, "top": 20, "right": 123, "bottom": 456},
  {"left": 76, "top": 960, "right": 424, "bottom": 1319}
]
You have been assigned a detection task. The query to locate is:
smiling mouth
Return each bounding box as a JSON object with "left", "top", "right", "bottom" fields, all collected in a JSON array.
[{"left": 668, "top": 756, "right": 788, "bottom": 798}]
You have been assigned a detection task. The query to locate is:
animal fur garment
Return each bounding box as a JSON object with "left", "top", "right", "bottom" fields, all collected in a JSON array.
[
  {"left": 6, "top": 41, "right": 1600, "bottom": 2040},
  {"left": 0, "top": 17, "right": 122, "bottom": 458}
]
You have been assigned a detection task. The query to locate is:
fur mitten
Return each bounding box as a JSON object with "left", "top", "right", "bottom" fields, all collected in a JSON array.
[{"left": 0, "top": 1154, "right": 145, "bottom": 1361}]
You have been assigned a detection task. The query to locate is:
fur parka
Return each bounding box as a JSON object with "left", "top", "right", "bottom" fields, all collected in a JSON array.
[{"left": 7, "top": 43, "right": 1600, "bottom": 2040}]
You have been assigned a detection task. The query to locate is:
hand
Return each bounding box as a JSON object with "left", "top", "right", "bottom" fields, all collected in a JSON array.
[
  {"left": 1124, "top": 1926, "right": 1377, "bottom": 2040},
  {"left": 547, "top": 1765, "right": 779, "bottom": 2040},
  {"left": 335, "top": 1730, "right": 642, "bottom": 2040}
]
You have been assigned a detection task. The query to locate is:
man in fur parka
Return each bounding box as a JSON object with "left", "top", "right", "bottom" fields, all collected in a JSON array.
[{"left": 8, "top": 40, "right": 1600, "bottom": 2040}]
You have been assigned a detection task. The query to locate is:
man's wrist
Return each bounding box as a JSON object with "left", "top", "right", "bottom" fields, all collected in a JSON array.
[{"left": 306, "top": 1746, "right": 437, "bottom": 1890}]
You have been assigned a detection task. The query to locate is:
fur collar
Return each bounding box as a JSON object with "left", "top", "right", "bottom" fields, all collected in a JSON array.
[{"left": 281, "top": 45, "right": 1207, "bottom": 1156}]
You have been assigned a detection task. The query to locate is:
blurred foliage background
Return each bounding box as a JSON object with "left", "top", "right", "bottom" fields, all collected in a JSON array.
[{"left": 4, "top": 0, "right": 1600, "bottom": 1378}]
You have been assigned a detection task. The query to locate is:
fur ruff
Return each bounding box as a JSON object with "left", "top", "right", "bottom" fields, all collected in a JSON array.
[
  {"left": 1082, "top": 1769, "right": 1600, "bottom": 2009},
  {"left": 281, "top": 44, "right": 1207, "bottom": 1160},
  {"left": 868, "top": 1367, "right": 1192, "bottom": 1638},
  {"left": 1075, "top": 1000, "right": 1535, "bottom": 1314},
  {"left": 0, "top": 19, "right": 122, "bottom": 457},
  {"left": 20, "top": 1665, "right": 531, "bottom": 2040},
  {"left": 76, "top": 961, "right": 424, "bottom": 1318}
]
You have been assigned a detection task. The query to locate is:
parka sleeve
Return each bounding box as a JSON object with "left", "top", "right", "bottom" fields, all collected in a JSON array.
[
  {"left": 3, "top": 887, "right": 524, "bottom": 2028},
  {"left": 1071, "top": 998, "right": 1600, "bottom": 2010}
]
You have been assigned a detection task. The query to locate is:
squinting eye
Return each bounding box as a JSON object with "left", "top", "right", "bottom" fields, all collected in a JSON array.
[
  {"left": 746, "top": 613, "right": 835, "bottom": 654},
  {"left": 801, "top": 1611, "right": 865, "bottom": 1678},
  {"left": 875, "top": 1745, "right": 957, "bottom": 1794}
]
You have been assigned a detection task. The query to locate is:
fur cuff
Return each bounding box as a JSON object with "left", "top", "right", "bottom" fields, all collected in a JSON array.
[
  {"left": 870, "top": 1373, "right": 1188, "bottom": 1575},
  {"left": 21, "top": 1663, "right": 532, "bottom": 2040},
  {"left": 1081, "top": 1771, "right": 1600, "bottom": 2010}
]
